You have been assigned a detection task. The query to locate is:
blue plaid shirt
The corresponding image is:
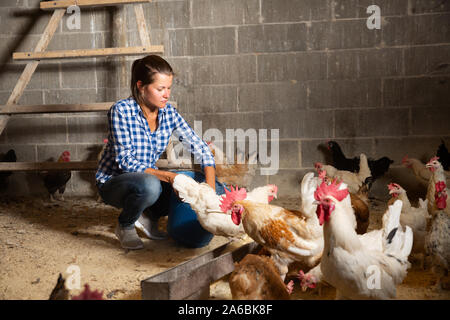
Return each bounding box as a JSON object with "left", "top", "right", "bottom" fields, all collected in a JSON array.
[{"left": 96, "top": 97, "right": 215, "bottom": 184}]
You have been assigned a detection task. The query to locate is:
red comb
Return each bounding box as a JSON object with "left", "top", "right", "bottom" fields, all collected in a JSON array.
[
  {"left": 435, "top": 181, "right": 447, "bottom": 193},
  {"left": 428, "top": 156, "right": 440, "bottom": 163},
  {"left": 219, "top": 186, "right": 247, "bottom": 212},
  {"left": 314, "top": 180, "right": 349, "bottom": 202},
  {"left": 387, "top": 183, "right": 401, "bottom": 191},
  {"left": 401, "top": 155, "right": 409, "bottom": 164},
  {"left": 103, "top": 138, "right": 108, "bottom": 143},
  {"left": 268, "top": 184, "right": 278, "bottom": 193},
  {"left": 71, "top": 284, "right": 103, "bottom": 300}
]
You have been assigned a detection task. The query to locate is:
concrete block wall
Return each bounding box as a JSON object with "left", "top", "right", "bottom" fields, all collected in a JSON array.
[{"left": 0, "top": 0, "right": 449, "bottom": 199}]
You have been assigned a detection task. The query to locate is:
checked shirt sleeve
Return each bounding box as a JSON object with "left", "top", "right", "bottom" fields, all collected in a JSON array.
[
  {"left": 173, "top": 110, "right": 215, "bottom": 169},
  {"left": 109, "top": 104, "right": 148, "bottom": 173}
]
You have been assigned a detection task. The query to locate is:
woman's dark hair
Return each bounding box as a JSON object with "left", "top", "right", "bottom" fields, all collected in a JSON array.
[{"left": 131, "top": 55, "right": 174, "bottom": 107}]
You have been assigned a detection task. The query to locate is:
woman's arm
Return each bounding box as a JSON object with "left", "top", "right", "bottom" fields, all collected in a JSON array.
[
  {"left": 145, "top": 168, "right": 178, "bottom": 184},
  {"left": 204, "top": 166, "right": 216, "bottom": 191}
]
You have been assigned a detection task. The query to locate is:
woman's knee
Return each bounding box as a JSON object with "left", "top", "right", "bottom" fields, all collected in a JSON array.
[{"left": 136, "top": 174, "right": 162, "bottom": 202}]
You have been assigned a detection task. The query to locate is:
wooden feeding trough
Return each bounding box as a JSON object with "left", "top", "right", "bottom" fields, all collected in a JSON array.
[{"left": 141, "top": 241, "right": 261, "bottom": 300}]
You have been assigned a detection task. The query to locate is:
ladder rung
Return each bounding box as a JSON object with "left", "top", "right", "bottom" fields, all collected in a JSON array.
[
  {"left": 0, "top": 161, "right": 192, "bottom": 171},
  {"left": 13, "top": 46, "right": 163, "bottom": 61},
  {"left": 0, "top": 161, "right": 98, "bottom": 171},
  {"left": 40, "top": 0, "right": 152, "bottom": 10},
  {"left": 0, "top": 102, "right": 113, "bottom": 115}
]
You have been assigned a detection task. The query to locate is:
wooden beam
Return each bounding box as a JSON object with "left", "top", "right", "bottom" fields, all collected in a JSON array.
[
  {"left": 0, "top": 161, "right": 99, "bottom": 171},
  {"left": 0, "top": 161, "right": 191, "bottom": 171},
  {"left": 0, "top": 100, "right": 177, "bottom": 115},
  {"left": 134, "top": 4, "right": 151, "bottom": 47},
  {"left": 0, "top": 102, "right": 114, "bottom": 115},
  {"left": 13, "top": 46, "right": 163, "bottom": 61},
  {"left": 0, "top": 9, "right": 65, "bottom": 136},
  {"left": 41, "top": 0, "right": 151, "bottom": 10}
]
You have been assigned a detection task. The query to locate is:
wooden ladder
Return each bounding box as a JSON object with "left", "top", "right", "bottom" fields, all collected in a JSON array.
[{"left": 0, "top": 0, "right": 164, "bottom": 172}]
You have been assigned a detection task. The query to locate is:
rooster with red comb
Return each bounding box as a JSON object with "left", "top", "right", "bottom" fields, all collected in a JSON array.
[
  {"left": 42, "top": 151, "right": 72, "bottom": 202},
  {"left": 220, "top": 182, "right": 324, "bottom": 282}
]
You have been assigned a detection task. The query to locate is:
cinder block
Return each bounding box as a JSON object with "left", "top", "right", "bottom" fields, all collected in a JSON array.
[
  {"left": 301, "top": 138, "right": 375, "bottom": 168},
  {"left": 44, "top": 88, "right": 106, "bottom": 104},
  {"left": 328, "top": 49, "right": 403, "bottom": 79},
  {"left": 404, "top": 45, "right": 450, "bottom": 76},
  {"left": 277, "top": 140, "right": 301, "bottom": 168},
  {"left": 262, "top": 0, "right": 330, "bottom": 22},
  {"left": 193, "top": 85, "right": 238, "bottom": 114},
  {"left": 0, "top": 90, "right": 44, "bottom": 106},
  {"left": 37, "top": 144, "right": 77, "bottom": 162},
  {"left": 238, "top": 24, "right": 307, "bottom": 53},
  {"left": 0, "top": 0, "right": 26, "bottom": 7},
  {"left": 308, "top": 20, "right": 381, "bottom": 50},
  {"left": 166, "top": 57, "right": 192, "bottom": 87},
  {"left": 47, "top": 32, "right": 103, "bottom": 51},
  {"left": 193, "top": 112, "right": 263, "bottom": 133},
  {"left": 238, "top": 82, "right": 307, "bottom": 112},
  {"left": 0, "top": 8, "right": 51, "bottom": 35},
  {"left": 170, "top": 85, "right": 194, "bottom": 114},
  {"left": 333, "top": 0, "right": 408, "bottom": 19},
  {"left": 257, "top": 52, "right": 327, "bottom": 82},
  {"left": 70, "top": 171, "right": 97, "bottom": 197},
  {"left": 410, "top": 0, "right": 450, "bottom": 14},
  {"left": 308, "top": 79, "right": 381, "bottom": 109},
  {"left": 192, "top": 55, "right": 257, "bottom": 85},
  {"left": 267, "top": 169, "right": 309, "bottom": 197},
  {"left": 411, "top": 106, "right": 450, "bottom": 135},
  {"left": 335, "top": 108, "right": 409, "bottom": 138},
  {"left": 191, "top": 0, "right": 259, "bottom": 27},
  {"left": 5, "top": 116, "right": 67, "bottom": 144},
  {"left": 372, "top": 137, "right": 450, "bottom": 165},
  {"left": 61, "top": 59, "right": 98, "bottom": 89},
  {"left": 0, "top": 144, "right": 36, "bottom": 162},
  {"left": 76, "top": 143, "right": 106, "bottom": 162},
  {"left": 262, "top": 110, "right": 334, "bottom": 139},
  {"left": 383, "top": 14, "right": 450, "bottom": 46},
  {"left": 169, "top": 27, "right": 236, "bottom": 56},
  {"left": 383, "top": 77, "right": 450, "bottom": 107},
  {"left": 26, "top": 63, "right": 60, "bottom": 90},
  {"left": 68, "top": 116, "right": 108, "bottom": 144}
]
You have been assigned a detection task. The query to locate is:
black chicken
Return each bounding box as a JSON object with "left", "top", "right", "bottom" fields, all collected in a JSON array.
[
  {"left": 436, "top": 140, "right": 450, "bottom": 171},
  {"left": 326, "top": 141, "right": 394, "bottom": 181},
  {"left": 43, "top": 151, "right": 71, "bottom": 201},
  {"left": 0, "top": 149, "right": 17, "bottom": 189}
]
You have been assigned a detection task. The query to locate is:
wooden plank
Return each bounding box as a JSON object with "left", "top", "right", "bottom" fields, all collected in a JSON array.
[
  {"left": 0, "top": 102, "right": 114, "bottom": 115},
  {"left": 41, "top": 0, "right": 151, "bottom": 10},
  {"left": 13, "top": 46, "right": 163, "bottom": 61},
  {"left": 0, "top": 9, "right": 65, "bottom": 136},
  {"left": 0, "top": 161, "right": 99, "bottom": 171},
  {"left": 134, "top": 4, "right": 151, "bottom": 47},
  {"left": 0, "top": 160, "right": 190, "bottom": 171}
]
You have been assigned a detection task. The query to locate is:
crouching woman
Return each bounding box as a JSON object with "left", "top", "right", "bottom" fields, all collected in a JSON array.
[{"left": 96, "top": 55, "right": 222, "bottom": 250}]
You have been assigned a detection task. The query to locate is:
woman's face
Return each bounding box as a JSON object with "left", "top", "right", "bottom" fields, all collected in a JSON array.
[{"left": 139, "top": 73, "right": 173, "bottom": 110}]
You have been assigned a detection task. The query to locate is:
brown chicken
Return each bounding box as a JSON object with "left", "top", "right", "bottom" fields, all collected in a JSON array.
[
  {"left": 349, "top": 180, "right": 371, "bottom": 234},
  {"left": 43, "top": 151, "right": 72, "bottom": 202},
  {"left": 229, "top": 254, "right": 293, "bottom": 300}
]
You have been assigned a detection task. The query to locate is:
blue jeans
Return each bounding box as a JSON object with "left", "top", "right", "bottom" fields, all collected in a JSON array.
[{"left": 97, "top": 170, "right": 227, "bottom": 248}]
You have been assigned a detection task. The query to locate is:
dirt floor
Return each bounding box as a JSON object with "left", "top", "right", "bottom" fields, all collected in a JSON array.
[{"left": 0, "top": 195, "right": 449, "bottom": 300}]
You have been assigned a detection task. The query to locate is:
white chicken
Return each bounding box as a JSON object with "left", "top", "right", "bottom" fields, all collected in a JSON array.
[
  {"left": 425, "top": 187, "right": 450, "bottom": 290},
  {"left": 315, "top": 153, "right": 371, "bottom": 194},
  {"left": 387, "top": 183, "right": 429, "bottom": 267},
  {"left": 313, "top": 180, "right": 413, "bottom": 299},
  {"left": 425, "top": 157, "right": 450, "bottom": 216},
  {"left": 172, "top": 173, "right": 277, "bottom": 239}
]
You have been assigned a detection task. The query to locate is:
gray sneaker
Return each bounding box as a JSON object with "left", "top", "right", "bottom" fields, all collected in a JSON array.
[
  {"left": 135, "top": 214, "right": 168, "bottom": 240},
  {"left": 115, "top": 224, "right": 144, "bottom": 250}
]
